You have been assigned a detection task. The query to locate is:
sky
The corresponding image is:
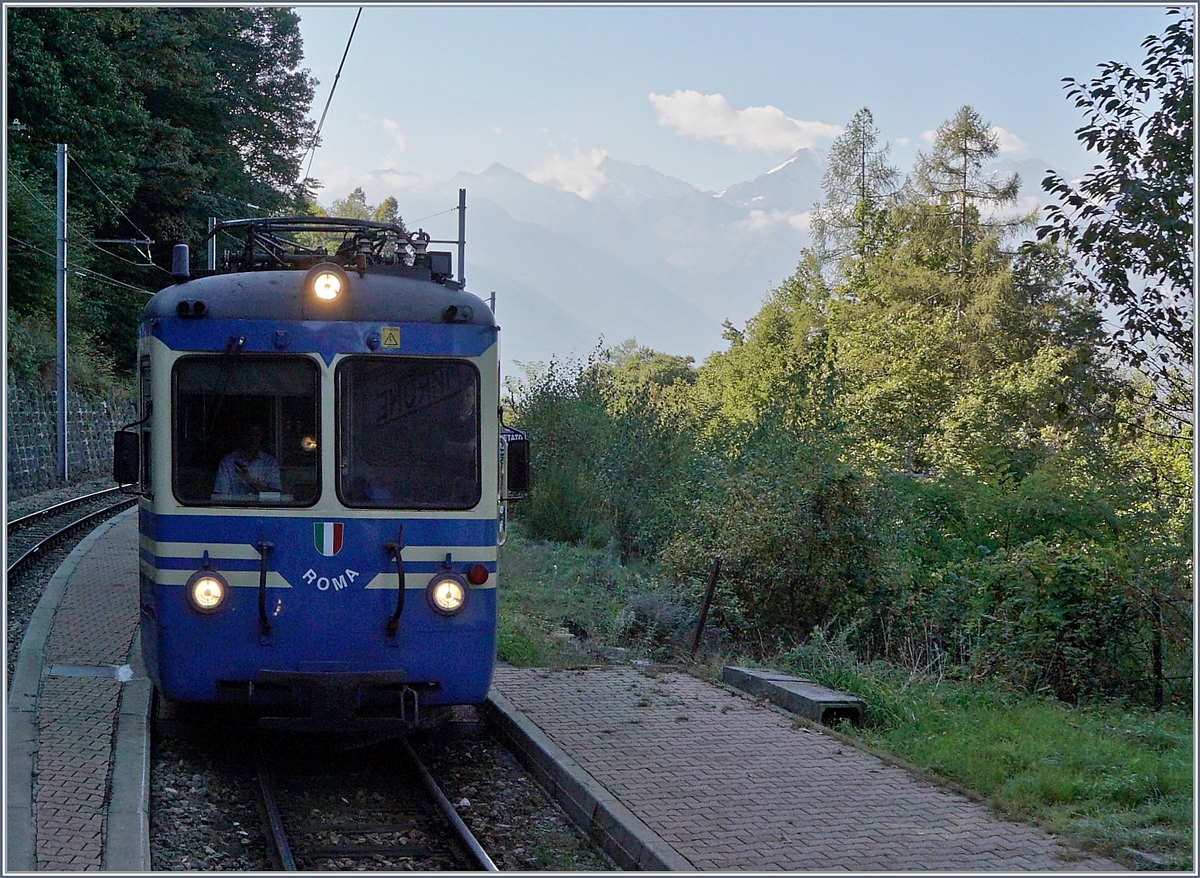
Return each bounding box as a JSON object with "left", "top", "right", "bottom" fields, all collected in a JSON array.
[{"left": 295, "top": 3, "right": 1174, "bottom": 209}]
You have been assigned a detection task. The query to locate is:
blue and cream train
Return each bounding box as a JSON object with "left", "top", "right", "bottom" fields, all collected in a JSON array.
[{"left": 114, "top": 212, "right": 528, "bottom": 727}]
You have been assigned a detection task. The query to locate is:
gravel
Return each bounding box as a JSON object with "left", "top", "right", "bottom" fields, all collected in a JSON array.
[{"left": 151, "top": 711, "right": 616, "bottom": 871}]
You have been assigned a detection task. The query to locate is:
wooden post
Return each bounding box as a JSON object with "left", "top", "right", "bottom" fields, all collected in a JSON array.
[{"left": 691, "top": 557, "right": 721, "bottom": 655}]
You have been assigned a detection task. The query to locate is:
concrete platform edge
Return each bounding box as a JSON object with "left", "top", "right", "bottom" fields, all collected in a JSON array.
[
  {"left": 4, "top": 508, "right": 143, "bottom": 873},
  {"left": 484, "top": 686, "right": 694, "bottom": 872},
  {"left": 104, "top": 628, "right": 152, "bottom": 872}
]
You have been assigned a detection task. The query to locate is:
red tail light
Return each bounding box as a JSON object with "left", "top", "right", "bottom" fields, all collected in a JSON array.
[{"left": 467, "top": 564, "right": 489, "bottom": 585}]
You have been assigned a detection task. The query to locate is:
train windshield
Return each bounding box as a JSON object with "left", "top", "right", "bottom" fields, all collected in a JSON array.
[
  {"left": 172, "top": 356, "right": 320, "bottom": 506},
  {"left": 337, "top": 357, "right": 481, "bottom": 509}
]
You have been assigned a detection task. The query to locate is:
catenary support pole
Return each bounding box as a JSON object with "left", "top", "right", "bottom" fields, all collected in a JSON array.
[
  {"left": 208, "top": 217, "right": 216, "bottom": 270},
  {"left": 56, "top": 143, "right": 68, "bottom": 481},
  {"left": 457, "top": 188, "right": 466, "bottom": 286}
]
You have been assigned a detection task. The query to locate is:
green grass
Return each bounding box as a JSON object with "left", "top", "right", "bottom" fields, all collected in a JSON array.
[
  {"left": 496, "top": 521, "right": 662, "bottom": 667},
  {"left": 775, "top": 643, "right": 1194, "bottom": 870},
  {"left": 496, "top": 526, "right": 1194, "bottom": 871}
]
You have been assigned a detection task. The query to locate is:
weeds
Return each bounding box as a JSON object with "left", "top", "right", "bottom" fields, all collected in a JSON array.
[{"left": 497, "top": 529, "right": 1194, "bottom": 870}]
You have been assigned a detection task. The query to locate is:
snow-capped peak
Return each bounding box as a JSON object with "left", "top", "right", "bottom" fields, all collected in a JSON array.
[{"left": 767, "top": 155, "right": 798, "bottom": 175}]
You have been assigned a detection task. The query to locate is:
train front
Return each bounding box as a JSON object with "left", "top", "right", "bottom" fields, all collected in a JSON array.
[{"left": 128, "top": 218, "right": 507, "bottom": 727}]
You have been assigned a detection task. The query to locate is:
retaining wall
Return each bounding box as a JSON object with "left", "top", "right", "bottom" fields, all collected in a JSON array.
[{"left": 7, "top": 384, "right": 136, "bottom": 495}]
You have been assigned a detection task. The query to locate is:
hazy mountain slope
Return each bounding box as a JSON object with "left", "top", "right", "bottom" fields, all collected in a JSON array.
[
  {"left": 366, "top": 149, "right": 1057, "bottom": 369},
  {"left": 465, "top": 264, "right": 603, "bottom": 374},
  {"left": 716, "top": 147, "right": 824, "bottom": 212},
  {"left": 464, "top": 196, "right": 724, "bottom": 359}
]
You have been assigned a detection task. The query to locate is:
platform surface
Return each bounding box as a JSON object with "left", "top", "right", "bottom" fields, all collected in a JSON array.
[
  {"left": 490, "top": 665, "right": 1125, "bottom": 871},
  {"left": 6, "top": 509, "right": 149, "bottom": 872}
]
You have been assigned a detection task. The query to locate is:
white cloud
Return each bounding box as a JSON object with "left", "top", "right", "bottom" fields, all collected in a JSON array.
[
  {"left": 990, "top": 126, "right": 1028, "bottom": 154},
  {"left": 981, "top": 193, "right": 1043, "bottom": 222},
  {"left": 895, "top": 137, "right": 910, "bottom": 147},
  {"left": 919, "top": 126, "right": 1026, "bottom": 154},
  {"left": 381, "top": 118, "right": 407, "bottom": 151},
  {"left": 789, "top": 211, "right": 811, "bottom": 232},
  {"left": 735, "top": 208, "right": 809, "bottom": 233},
  {"left": 648, "top": 90, "right": 841, "bottom": 153},
  {"left": 489, "top": 124, "right": 504, "bottom": 135},
  {"left": 527, "top": 146, "right": 609, "bottom": 200}
]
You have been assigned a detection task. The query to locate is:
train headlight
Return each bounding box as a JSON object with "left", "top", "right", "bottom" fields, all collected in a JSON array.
[
  {"left": 427, "top": 573, "right": 468, "bottom": 616},
  {"left": 305, "top": 262, "right": 349, "bottom": 303},
  {"left": 186, "top": 570, "right": 228, "bottom": 613}
]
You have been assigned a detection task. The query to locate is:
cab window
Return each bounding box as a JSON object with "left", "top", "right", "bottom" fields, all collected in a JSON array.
[
  {"left": 173, "top": 356, "right": 320, "bottom": 506},
  {"left": 337, "top": 357, "right": 480, "bottom": 509}
]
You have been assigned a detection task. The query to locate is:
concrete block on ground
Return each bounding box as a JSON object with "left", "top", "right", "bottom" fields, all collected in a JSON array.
[{"left": 722, "top": 666, "right": 865, "bottom": 726}]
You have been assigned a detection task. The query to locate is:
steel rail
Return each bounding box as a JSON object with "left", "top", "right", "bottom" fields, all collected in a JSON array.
[
  {"left": 6, "top": 497, "right": 136, "bottom": 578},
  {"left": 255, "top": 735, "right": 298, "bottom": 871},
  {"left": 398, "top": 735, "right": 499, "bottom": 872},
  {"left": 7, "top": 486, "right": 123, "bottom": 535}
]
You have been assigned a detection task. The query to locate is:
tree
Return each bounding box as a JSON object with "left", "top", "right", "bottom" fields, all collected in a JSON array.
[
  {"left": 6, "top": 8, "right": 147, "bottom": 229},
  {"left": 6, "top": 7, "right": 319, "bottom": 372},
  {"left": 372, "top": 195, "right": 406, "bottom": 231},
  {"left": 1036, "top": 9, "right": 1194, "bottom": 395},
  {"left": 331, "top": 186, "right": 371, "bottom": 220},
  {"left": 99, "top": 8, "right": 317, "bottom": 245},
  {"left": 913, "top": 106, "right": 1022, "bottom": 291},
  {"left": 810, "top": 107, "right": 901, "bottom": 273}
]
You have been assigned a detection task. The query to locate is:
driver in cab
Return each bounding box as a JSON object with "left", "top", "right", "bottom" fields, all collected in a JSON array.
[{"left": 212, "top": 422, "right": 281, "bottom": 498}]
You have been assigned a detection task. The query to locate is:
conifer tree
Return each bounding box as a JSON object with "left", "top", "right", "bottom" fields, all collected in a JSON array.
[
  {"left": 913, "top": 106, "right": 1021, "bottom": 295},
  {"left": 810, "top": 107, "right": 900, "bottom": 274}
]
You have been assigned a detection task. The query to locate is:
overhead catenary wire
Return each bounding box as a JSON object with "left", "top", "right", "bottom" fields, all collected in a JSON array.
[
  {"left": 302, "top": 7, "right": 362, "bottom": 184},
  {"left": 408, "top": 206, "right": 460, "bottom": 226},
  {"left": 66, "top": 153, "right": 156, "bottom": 247},
  {"left": 8, "top": 235, "right": 156, "bottom": 296},
  {"left": 196, "top": 189, "right": 266, "bottom": 217},
  {"left": 11, "top": 173, "right": 171, "bottom": 276}
]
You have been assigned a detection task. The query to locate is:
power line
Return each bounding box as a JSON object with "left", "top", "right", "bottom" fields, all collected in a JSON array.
[
  {"left": 409, "top": 206, "right": 460, "bottom": 226},
  {"left": 78, "top": 236, "right": 169, "bottom": 274},
  {"left": 71, "top": 266, "right": 156, "bottom": 296},
  {"left": 11, "top": 170, "right": 171, "bottom": 276},
  {"left": 302, "top": 7, "right": 362, "bottom": 184},
  {"left": 195, "top": 189, "right": 266, "bottom": 217},
  {"left": 7, "top": 235, "right": 156, "bottom": 295},
  {"left": 66, "top": 153, "right": 155, "bottom": 245},
  {"left": 11, "top": 173, "right": 59, "bottom": 219}
]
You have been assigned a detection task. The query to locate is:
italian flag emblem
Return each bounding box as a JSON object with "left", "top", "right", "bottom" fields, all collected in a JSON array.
[{"left": 315, "top": 522, "right": 344, "bottom": 556}]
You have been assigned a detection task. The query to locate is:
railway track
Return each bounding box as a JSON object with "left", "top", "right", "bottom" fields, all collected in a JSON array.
[
  {"left": 7, "top": 487, "right": 137, "bottom": 578},
  {"left": 255, "top": 730, "right": 499, "bottom": 871}
]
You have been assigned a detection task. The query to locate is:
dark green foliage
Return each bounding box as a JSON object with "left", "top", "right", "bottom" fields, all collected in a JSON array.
[
  {"left": 505, "top": 354, "right": 609, "bottom": 544},
  {"left": 6, "top": 7, "right": 317, "bottom": 373},
  {"left": 960, "top": 541, "right": 1141, "bottom": 702},
  {"left": 1037, "top": 9, "right": 1194, "bottom": 389},
  {"left": 506, "top": 345, "right": 701, "bottom": 562},
  {"left": 662, "top": 420, "right": 881, "bottom": 648}
]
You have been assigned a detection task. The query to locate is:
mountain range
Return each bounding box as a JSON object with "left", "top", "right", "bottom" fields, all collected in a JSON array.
[{"left": 378, "top": 149, "right": 1056, "bottom": 375}]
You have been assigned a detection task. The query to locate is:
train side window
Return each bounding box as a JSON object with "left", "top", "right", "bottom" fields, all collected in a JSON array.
[
  {"left": 140, "top": 356, "right": 152, "bottom": 493},
  {"left": 172, "top": 355, "right": 320, "bottom": 507},
  {"left": 337, "top": 357, "right": 481, "bottom": 510}
]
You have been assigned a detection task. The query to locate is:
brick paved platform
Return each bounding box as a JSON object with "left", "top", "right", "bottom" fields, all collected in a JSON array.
[
  {"left": 6, "top": 509, "right": 150, "bottom": 872},
  {"left": 488, "top": 666, "right": 1125, "bottom": 872}
]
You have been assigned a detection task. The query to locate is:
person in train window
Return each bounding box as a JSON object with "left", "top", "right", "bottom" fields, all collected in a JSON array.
[{"left": 211, "top": 422, "right": 281, "bottom": 498}]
